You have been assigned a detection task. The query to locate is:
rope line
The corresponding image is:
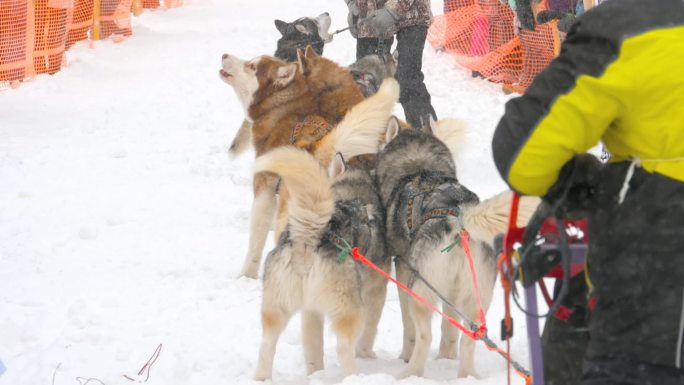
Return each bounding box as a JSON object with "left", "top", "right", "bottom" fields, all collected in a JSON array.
[{"left": 348, "top": 246, "right": 532, "bottom": 383}]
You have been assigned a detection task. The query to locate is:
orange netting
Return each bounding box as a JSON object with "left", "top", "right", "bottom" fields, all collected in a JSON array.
[
  {"left": 1, "top": 0, "right": 182, "bottom": 90},
  {"left": 100, "top": 0, "right": 133, "bottom": 39},
  {"left": 429, "top": 0, "right": 561, "bottom": 93},
  {"left": 67, "top": 0, "right": 94, "bottom": 49}
]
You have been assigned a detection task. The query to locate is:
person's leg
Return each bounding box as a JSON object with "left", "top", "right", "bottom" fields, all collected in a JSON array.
[
  {"left": 543, "top": 275, "right": 591, "bottom": 385},
  {"left": 394, "top": 25, "right": 437, "bottom": 128},
  {"left": 579, "top": 164, "right": 684, "bottom": 384},
  {"left": 542, "top": 316, "right": 590, "bottom": 385}
]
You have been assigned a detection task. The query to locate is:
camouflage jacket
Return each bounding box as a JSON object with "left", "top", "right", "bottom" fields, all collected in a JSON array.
[{"left": 356, "top": 0, "right": 433, "bottom": 39}]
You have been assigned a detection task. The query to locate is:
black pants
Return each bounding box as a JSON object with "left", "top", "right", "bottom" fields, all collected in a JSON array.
[
  {"left": 578, "top": 163, "right": 684, "bottom": 384},
  {"left": 543, "top": 275, "right": 591, "bottom": 385},
  {"left": 357, "top": 26, "right": 437, "bottom": 128},
  {"left": 581, "top": 358, "right": 684, "bottom": 385}
]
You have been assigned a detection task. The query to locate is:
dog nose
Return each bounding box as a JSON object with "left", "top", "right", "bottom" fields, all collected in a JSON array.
[
  {"left": 323, "top": 12, "right": 329, "bottom": 16},
  {"left": 222, "top": 54, "right": 229, "bottom": 60}
]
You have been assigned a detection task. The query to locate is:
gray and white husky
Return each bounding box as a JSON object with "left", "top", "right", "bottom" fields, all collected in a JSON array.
[
  {"left": 376, "top": 119, "right": 538, "bottom": 379},
  {"left": 252, "top": 147, "right": 390, "bottom": 380},
  {"left": 349, "top": 51, "right": 398, "bottom": 98}
]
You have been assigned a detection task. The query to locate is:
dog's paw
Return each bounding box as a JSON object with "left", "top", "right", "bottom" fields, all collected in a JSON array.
[
  {"left": 457, "top": 368, "right": 479, "bottom": 379},
  {"left": 398, "top": 349, "right": 412, "bottom": 362},
  {"left": 254, "top": 370, "right": 271, "bottom": 381},
  {"left": 238, "top": 268, "right": 259, "bottom": 280},
  {"left": 398, "top": 367, "right": 424, "bottom": 379},
  {"left": 306, "top": 361, "right": 324, "bottom": 375},
  {"left": 435, "top": 349, "right": 457, "bottom": 360},
  {"left": 356, "top": 349, "right": 377, "bottom": 359}
]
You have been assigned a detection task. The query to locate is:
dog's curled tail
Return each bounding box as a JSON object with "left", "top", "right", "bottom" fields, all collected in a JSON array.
[
  {"left": 254, "top": 147, "right": 334, "bottom": 245},
  {"left": 433, "top": 118, "right": 468, "bottom": 159},
  {"left": 463, "top": 190, "right": 540, "bottom": 244},
  {"left": 316, "top": 77, "right": 400, "bottom": 164}
]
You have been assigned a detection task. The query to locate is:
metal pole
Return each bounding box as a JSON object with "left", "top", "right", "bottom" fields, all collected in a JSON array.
[
  {"left": 92, "top": 0, "right": 101, "bottom": 40},
  {"left": 524, "top": 285, "right": 545, "bottom": 385}
]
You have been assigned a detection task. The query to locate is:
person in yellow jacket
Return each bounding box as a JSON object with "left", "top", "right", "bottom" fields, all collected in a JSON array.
[{"left": 492, "top": 0, "right": 684, "bottom": 383}]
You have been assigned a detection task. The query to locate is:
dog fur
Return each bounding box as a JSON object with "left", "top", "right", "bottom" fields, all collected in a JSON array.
[
  {"left": 228, "top": 48, "right": 396, "bottom": 158},
  {"left": 219, "top": 51, "right": 397, "bottom": 278},
  {"left": 227, "top": 13, "right": 331, "bottom": 159},
  {"left": 274, "top": 13, "right": 332, "bottom": 63},
  {"left": 297, "top": 46, "right": 365, "bottom": 126},
  {"left": 349, "top": 51, "right": 398, "bottom": 98},
  {"left": 226, "top": 46, "right": 365, "bottom": 160},
  {"left": 252, "top": 147, "right": 390, "bottom": 380},
  {"left": 375, "top": 119, "right": 539, "bottom": 379}
]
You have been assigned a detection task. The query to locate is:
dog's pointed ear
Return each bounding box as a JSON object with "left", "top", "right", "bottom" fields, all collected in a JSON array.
[
  {"left": 275, "top": 63, "right": 298, "bottom": 88},
  {"left": 274, "top": 20, "right": 289, "bottom": 36},
  {"left": 297, "top": 48, "right": 310, "bottom": 75},
  {"left": 329, "top": 152, "right": 347, "bottom": 178},
  {"left": 385, "top": 116, "right": 400, "bottom": 143},
  {"left": 304, "top": 45, "right": 319, "bottom": 59},
  {"left": 418, "top": 115, "right": 436, "bottom": 136},
  {"left": 295, "top": 24, "right": 312, "bottom": 35}
]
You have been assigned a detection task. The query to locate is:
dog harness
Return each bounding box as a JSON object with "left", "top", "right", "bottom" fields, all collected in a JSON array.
[
  {"left": 390, "top": 172, "right": 479, "bottom": 288},
  {"left": 402, "top": 174, "right": 475, "bottom": 236},
  {"left": 289, "top": 115, "right": 333, "bottom": 145},
  {"left": 324, "top": 199, "right": 374, "bottom": 278}
]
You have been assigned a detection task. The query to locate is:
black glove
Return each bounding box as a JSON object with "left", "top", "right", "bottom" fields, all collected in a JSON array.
[
  {"left": 543, "top": 154, "right": 603, "bottom": 219},
  {"left": 515, "top": 0, "right": 536, "bottom": 31},
  {"left": 536, "top": 10, "right": 576, "bottom": 33},
  {"left": 360, "top": 7, "right": 399, "bottom": 37}
]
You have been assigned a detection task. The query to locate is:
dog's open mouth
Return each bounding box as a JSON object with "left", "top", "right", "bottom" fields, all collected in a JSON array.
[{"left": 219, "top": 69, "right": 232, "bottom": 78}]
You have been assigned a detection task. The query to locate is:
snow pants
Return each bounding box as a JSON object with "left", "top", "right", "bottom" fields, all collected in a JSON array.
[
  {"left": 356, "top": 25, "right": 436, "bottom": 128},
  {"left": 579, "top": 162, "right": 684, "bottom": 384}
]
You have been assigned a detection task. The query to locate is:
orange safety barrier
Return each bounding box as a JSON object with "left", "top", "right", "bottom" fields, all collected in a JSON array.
[
  {"left": 67, "top": 0, "right": 94, "bottom": 49},
  {"left": 99, "top": 0, "right": 133, "bottom": 40},
  {"left": 1, "top": 0, "right": 182, "bottom": 90},
  {"left": 429, "top": 0, "right": 561, "bottom": 93},
  {"left": 134, "top": 0, "right": 184, "bottom": 10}
]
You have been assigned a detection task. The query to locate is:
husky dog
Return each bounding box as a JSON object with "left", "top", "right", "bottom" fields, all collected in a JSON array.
[
  {"left": 219, "top": 51, "right": 397, "bottom": 278},
  {"left": 226, "top": 46, "right": 365, "bottom": 160},
  {"left": 375, "top": 119, "right": 538, "bottom": 378},
  {"left": 274, "top": 13, "right": 333, "bottom": 63},
  {"left": 227, "top": 13, "right": 333, "bottom": 158},
  {"left": 349, "top": 51, "right": 398, "bottom": 98},
  {"left": 252, "top": 147, "right": 390, "bottom": 380}
]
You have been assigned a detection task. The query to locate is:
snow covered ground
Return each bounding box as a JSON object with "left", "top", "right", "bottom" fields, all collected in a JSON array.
[{"left": 0, "top": 1, "right": 540, "bottom": 384}]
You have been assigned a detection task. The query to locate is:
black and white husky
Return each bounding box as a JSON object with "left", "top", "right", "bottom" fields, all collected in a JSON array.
[
  {"left": 250, "top": 79, "right": 400, "bottom": 380},
  {"left": 252, "top": 147, "right": 390, "bottom": 380},
  {"left": 375, "top": 119, "right": 539, "bottom": 379},
  {"left": 274, "top": 13, "right": 333, "bottom": 62}
]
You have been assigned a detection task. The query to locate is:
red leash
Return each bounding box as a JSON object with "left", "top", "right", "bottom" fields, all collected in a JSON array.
[
  {"left": 349, "top": 232, "right": 531, "bottom": 384},
  {"left": 350, "top": 245, "right": 482, "bottom": 339}
]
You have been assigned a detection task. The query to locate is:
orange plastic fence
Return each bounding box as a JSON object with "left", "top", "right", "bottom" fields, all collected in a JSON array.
[
  {"left": 0, "top": 0, "right": 181, "bottom": 90},
  {"left": 429, "top": 0, "right": 561, "bottom": 93}
]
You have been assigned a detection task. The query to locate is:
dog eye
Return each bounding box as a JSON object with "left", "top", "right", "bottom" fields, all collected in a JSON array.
[{"left": 247, "top": 63, "right": 256, "bottom": 71}]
